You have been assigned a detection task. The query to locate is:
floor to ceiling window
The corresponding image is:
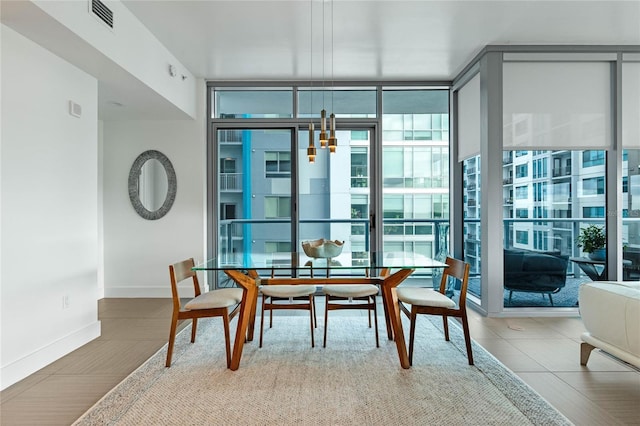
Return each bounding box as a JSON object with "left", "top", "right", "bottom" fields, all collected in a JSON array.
[
  {"left": 500, "top": 60, "right": 612, "bottom": 309},
  {"left": 452, "top": 47, "right": 637, "bottom": 316},
  {"left": 622, "top": 61, "right": 640, "bottom": 281},
  {"left": 623, "top": 149, "right": 640, "bottom": 280},
  {"left": 500, "top": 149, "right": 608, "bottom": 307},
  {"left": 209, "top": 84, "right": 450, "bottom": 287},
  {"left": 381, "top": 89, "right": 450, "bottom": 284},
  {"left": 209, "top": 52, "right": 635, "bottom": 312}
]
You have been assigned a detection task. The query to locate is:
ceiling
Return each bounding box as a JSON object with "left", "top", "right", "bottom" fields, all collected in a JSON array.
[
  {"left": 122, "top": 0, "right": 640, "bottom": 82},
  {"left": 4, "top": 1, "right": 638, "bottom": 120}
]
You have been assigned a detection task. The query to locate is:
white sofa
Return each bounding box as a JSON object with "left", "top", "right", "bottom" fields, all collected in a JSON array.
[{"left": 578, "top": 281, "right": 640, "bottom": 368}]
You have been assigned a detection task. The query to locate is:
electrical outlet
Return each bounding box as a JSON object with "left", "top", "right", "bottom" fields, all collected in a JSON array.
[{"left": 62, "top": 295, "right": 70, "bottom": 309}]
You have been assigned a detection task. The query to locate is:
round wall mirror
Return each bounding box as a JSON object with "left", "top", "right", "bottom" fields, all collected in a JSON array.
[{"left": 128, "top": 150, "right": 177, "bottom": 220}]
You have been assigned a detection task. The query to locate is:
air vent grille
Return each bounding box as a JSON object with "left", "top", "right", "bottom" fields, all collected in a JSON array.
[{"left": 91, "top": 0, "right": 113, "bottom": 28}]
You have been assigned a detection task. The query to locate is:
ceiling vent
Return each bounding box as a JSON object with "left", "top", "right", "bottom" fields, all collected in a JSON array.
[{"left": 90, "top": 0, "right": 114, "bottom": 29}]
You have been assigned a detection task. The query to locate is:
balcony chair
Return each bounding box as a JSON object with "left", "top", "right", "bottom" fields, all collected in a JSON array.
[
  {"left": 166, "top": 258, "right": 243, "bottom": 368},
  {"left": 322, "top": 284, "right": 380, "bottom": 348},
  {"left": 396, "top": 256, "right": 473, "bottom": 365},
  {"left": 504, "top": 249, "right": 568, "bottom": 306},
  {"left": 259, "top": 284, "right": 318, "bottom": 347}
]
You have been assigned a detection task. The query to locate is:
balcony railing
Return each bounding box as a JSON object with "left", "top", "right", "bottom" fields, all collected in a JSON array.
[
  {"left": 218, "top": 218, "right": 451, "bottom": 263},
  {"left": 552, "top": 167, "right": 572, "bottom": 177},
  {"left": 217, "top": 217, "right": 640, "bottom": 287},
  {"left": 218, "top": 129, "right": 244, "bottom": 143},
  {"left": 220, "top": 173, "right": 243, "bottom": 191}
]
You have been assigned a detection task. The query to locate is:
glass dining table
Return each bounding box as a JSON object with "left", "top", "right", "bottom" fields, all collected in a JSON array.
[{"left": 193, "top": 251, "right": 448, "bottom": 370}]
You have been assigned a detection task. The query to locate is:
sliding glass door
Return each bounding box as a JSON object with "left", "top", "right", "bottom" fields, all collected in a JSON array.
[{"left": 298, "top": 127, "right": 373, "bottom": 268}]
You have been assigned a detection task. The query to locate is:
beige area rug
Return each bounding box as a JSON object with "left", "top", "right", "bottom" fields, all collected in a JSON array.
[{"left": 74, "top": 313, "right": 571, "bottom": 425}]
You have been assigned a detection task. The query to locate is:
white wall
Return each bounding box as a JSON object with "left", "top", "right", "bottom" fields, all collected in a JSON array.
[
  {"left": 0, "top": 25, "right": 100, "bottom": 390},
  {"left": 101, "top": 81, "right": 206, "bottom": 297},
  {"left": 32, "top": 0, "right": 196, "bottom": 118}
]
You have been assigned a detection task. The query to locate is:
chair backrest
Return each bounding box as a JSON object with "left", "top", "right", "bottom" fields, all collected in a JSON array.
[
  {"left": 439, "top": 256, "right": 471, "bottom": 308},
  {"left": 169, "top": 258, "right": 201, "bottom": 310}
]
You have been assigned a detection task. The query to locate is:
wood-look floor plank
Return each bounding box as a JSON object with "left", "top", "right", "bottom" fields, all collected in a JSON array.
[
  {"left": 554, "top": 371, "right": 640, "bottom": 401},
  {"left": 508, "top": 338, "right": 635, "bottom": 373},
  {"left": 98, "top": 297, "right": 174, "bottom": 319},
  {"left": 0, "top": 375, "right": 123, "bottom": 426},
  {"left": 517, "top": 372, "right": 625, "bottom": 426}
]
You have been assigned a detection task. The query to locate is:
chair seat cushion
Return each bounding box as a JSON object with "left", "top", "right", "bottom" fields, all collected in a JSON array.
[
  {"left": 260, "top": 285, "right": 317, "bottom": 298},
  {"left": 323, "top": 284, "right": 379, "bottom": 298},
  {"left": 185, "top": 287, "right": 243, "bottom": 310},
  {"left": 396, "top": 287, "right": 456, "bottom": 308}
]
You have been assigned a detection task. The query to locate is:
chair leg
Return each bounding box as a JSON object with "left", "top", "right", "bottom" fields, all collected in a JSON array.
[
  {"left": 191, "top": 318, "right": 198, "bottom": 343},
  {"left": 222, "top": 312, "right": 231, "bottom": 368},
  {"left": 549, "top": 293, "right": 554, "bottom": 307},
  {"left": 308, "top": 295, "right": 315, "bottom": 347},
  {"left": 442, "top": 315, "right": 450, "bottom": 341},
  {"left": 259, "top": 295, "right": 267, "bottom": 348},
  {"left": 166, "top": 315, "right": 178, "bottom": 367},
  {"left": 508, "top": 290, "right": 513, "bottom": 306},
  {"left": 461, "top": 312, "right": 474, "bottom": 365},
  {"left": 312, "top": 296, "right": 318, "bottom": 328},
  {"left": 372, "top": 296, "right": 379, "bottom": 348},
  {"left": 269, "top": 298, "right": 274, "bottom": 328},
  {"left": 408, "top": 309, "right": 417, "bottom": 366},
  {"left": 323, "top": 295, "right": 330, "bottom": 348}
]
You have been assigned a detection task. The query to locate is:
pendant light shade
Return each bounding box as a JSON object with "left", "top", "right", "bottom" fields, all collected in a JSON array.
[
  {"left": 307, "top": 123, "right": 316, "bottom": 163},
  {"left": 328, "top": 113, "right": 337, "bottom": 153},
  {"left": 319, "top": 109, "right": 328, "bottom": 148}
]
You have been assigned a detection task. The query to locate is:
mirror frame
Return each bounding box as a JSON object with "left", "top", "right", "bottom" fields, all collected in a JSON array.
[{"left": 128, "top": 150, "right": 177, "bottom": 220}]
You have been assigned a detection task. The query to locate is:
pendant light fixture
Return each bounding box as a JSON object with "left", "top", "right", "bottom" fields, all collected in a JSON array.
[
  {"left": 308, "top": 0, "right": 336, "bottom": 162},
  {"left": 319, "top": 1, "right": 328, "bottom": 149},
  {"left": 307, "top": 123, "right": 316, "bottom": 163},
  {"left": 327, "top": 0, "right": 337, "bottom": 153},
  {"left": 307, "top": 0, "right": 316, "bottom": 163}
]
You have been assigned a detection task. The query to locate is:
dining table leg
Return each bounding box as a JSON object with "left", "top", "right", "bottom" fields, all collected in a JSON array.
[
  {"left": 224, "top": 269, "right": 259, "bottom": 371},
  {"left": 380, "top": 268, "right": 415, "bottom": 369},
  {"left": 379, "top": 268, "right": 393, "bottom": 340},
  {"left": 246, "top": 270, "right": 260, "bottom": 341}
]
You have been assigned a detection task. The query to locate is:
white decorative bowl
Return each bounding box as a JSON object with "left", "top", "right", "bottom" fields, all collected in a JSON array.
[{"left": 301, "top": 239, "right": 344, "bottom": 258}]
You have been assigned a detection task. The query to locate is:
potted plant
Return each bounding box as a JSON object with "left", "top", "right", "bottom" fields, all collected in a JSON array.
[{"left": 577, "top": 225, "right": 606, "bottom": 261}]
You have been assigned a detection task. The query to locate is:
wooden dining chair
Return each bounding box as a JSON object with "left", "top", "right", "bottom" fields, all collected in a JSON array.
[
  {"left": 259, "top": 285, "right": 318, "bottom": 347},
  {"left": 396, "top": 256, "right": 474, "bottom": 365},
  {"left": 166, "top": 258, "right": 243, "bottom": 368},
  {"left": 322, "top": 284, "right": 379, "bottom": 347}
]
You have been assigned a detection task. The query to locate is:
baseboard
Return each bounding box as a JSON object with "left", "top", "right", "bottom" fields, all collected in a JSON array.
[
  {"left": 1, "top": 320, "right": 101, "bottom": 391},
  {"left": 103, "top": 286, "right": 196, "bottom": 298}
]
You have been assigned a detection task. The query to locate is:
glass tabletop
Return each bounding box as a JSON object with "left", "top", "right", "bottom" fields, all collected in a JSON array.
[{"left": 193, "top": 251, "right": 447, "bottom": 271}]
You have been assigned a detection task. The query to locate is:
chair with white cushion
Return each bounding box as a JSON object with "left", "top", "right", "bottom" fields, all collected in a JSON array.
[
  {"left": 259, "top": 285, "right": 317, "bottom": 347},
  {"left": 166, "top": 258, "right": 243, "bottom": 368},
  {"left": 396, "top": 256, "right": 473, "bottom": 365},
  {"left": 322, "top": 284, "right": 379, "bottom": 347}
]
